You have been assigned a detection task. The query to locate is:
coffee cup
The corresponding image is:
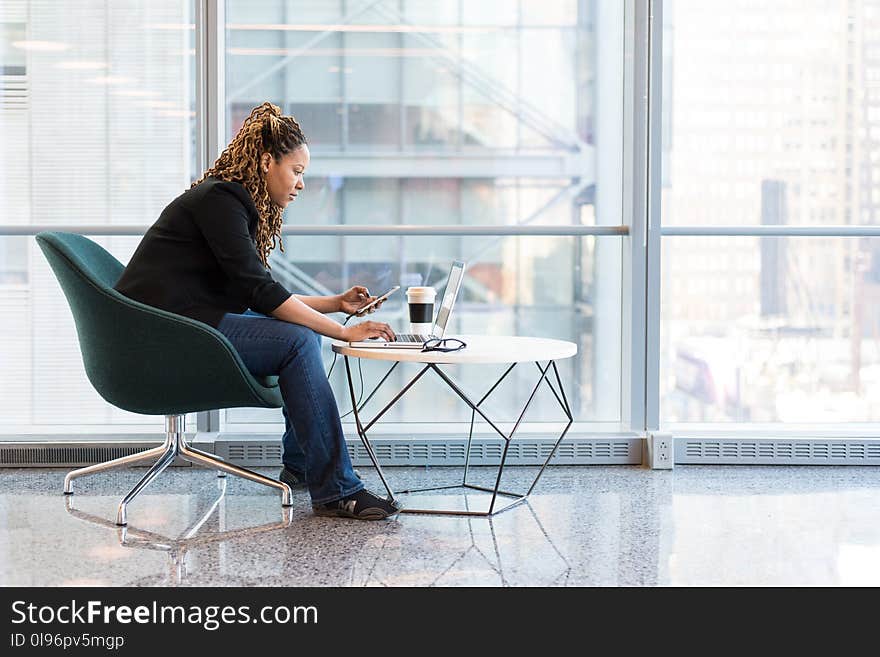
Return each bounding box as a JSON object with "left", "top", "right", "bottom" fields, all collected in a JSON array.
[{"left": 406, "top": 286, "right": 436, "bottom": 334}]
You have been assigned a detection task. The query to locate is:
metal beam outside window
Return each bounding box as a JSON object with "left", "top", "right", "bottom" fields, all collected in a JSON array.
[
  {"left": 195, "top": 0, "right": 225, "bottom": 433},
  {"left": 645, "top": 0, "right": 663, "bottom": 432},
  {"left": 624, "top": 0, "right": 650, "bottom": 436},
  {"left": 195, "top": 0, "right": 225, "bottom": 175},
  {"left": 1, "top": 226, "right": 627, "bottom": 237},
  {"left": 663, "top": 226, "right": 880, "bottom": 237}
]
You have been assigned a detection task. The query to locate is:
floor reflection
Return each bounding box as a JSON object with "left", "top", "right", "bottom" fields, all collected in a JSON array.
[
  {"left": 63, "top": 478, "right": 292, "bottom": 586},
  {"left": 344, "top": 497, "right": 572, "bottom": 586},
  {"left": 2, "top": 465, "right": 880, "bottom": 586},
  {"left": 429, "top": 501, "right": 572, "bottom": 587},
  {"left": 0, "top": 465, "right": 663, "bottom": 586}
]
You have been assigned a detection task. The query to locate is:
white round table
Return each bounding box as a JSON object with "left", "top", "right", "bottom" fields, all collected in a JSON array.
[
  {"left": 331, "top": 334, "right": 577, "bottom": 516},
  {"left": 331, "top": 334, "right": 577, "bottom": 364}
]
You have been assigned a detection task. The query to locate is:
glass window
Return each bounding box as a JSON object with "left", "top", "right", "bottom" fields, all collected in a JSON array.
[
  {"left": 662, "top": 0, "right": 878, "bottom": 227},
  {"left": 223, "top": 0, "right": 625, "bottom": 430},
  {"left": 661, "top": 237, "right": 880, "bottom": 427},
  {"left": 228, "top": 234, "right": 622, "bottom": 427},
  {"left": 660, "top": 0, "right": 880, "bottom": 433},
  {"left": 0, "top": 1, "right": 196, "bottom": 436}
]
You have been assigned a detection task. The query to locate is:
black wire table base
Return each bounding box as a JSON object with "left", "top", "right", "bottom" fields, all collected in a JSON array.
[{"left": 343, "top": 356, "right": 573, "bottom": 517}]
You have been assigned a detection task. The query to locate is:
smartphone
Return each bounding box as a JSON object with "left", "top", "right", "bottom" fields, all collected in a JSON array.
[{"left": 350, "top": 285, "right": 400, "bottom": 317}]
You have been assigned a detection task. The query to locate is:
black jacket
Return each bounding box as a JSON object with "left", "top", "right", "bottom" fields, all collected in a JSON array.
[{"left": 114, "top": 177, "right": 292, "bottom": 327}]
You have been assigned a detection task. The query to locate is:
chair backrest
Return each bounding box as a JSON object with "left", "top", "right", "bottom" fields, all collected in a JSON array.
[
  {"left": 35, "top": 231, "right": 282, "bottom": 415},
  {"left": 39, "top": 231, "right": 127, "bottom": 290}
]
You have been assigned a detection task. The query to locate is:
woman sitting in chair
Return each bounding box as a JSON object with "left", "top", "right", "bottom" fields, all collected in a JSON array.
[{"left": 114, "top": 101, "right": 401, "bottom": 520}]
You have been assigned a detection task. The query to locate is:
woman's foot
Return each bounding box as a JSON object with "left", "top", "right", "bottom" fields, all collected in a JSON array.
[
  {"left": 279, "top": 466, "right": 361, "bottom": 489},
  {"left": 312, "top": 489, "right": 402, "bottom": 520}
]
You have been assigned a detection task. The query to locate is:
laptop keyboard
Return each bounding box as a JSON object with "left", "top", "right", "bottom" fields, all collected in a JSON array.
[{"left": 394, "top": 334, "right": 432, "bottom": 343}]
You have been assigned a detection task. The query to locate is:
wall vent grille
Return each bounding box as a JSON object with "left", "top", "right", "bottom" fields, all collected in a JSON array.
[
  {"left": 5, "top": 438, "right": 880, "bottom": 467},
  {"left": 212, "top": 437, "right": 642, "bottom": 466},
  {"left": 679, "top": 439, "right": 880, "bottom": 464},
  {"left": 0, "top": 443, "right": 190, "bottom": 467}
]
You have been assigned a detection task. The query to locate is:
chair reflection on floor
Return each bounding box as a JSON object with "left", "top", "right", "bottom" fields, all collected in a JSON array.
[{"left": 64, "top": 477, "right": 292, "bottom": 586}]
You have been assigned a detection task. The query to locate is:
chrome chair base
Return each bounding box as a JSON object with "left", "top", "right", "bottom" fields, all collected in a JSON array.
[{"left": 62, "top": 414, "right": 293, "bottom": 526}]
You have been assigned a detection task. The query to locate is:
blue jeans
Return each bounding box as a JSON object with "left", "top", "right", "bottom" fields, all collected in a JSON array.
[{"left": 216, "top": 310, "right": 363, "bottom": 505}]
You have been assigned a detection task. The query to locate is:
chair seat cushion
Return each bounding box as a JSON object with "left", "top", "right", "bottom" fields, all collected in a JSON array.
[{"left": 255, "top": 375, "right": 279, "bottom": 389}]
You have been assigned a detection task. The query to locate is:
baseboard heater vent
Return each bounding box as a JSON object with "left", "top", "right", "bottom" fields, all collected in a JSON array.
[
  {"left": 0, "top": 443, "right": 191, "bottom": 468},
  {"left": 214, "top": 436, "right": 642, "bottom": 467},
  {"left": 1, "top": 437, "right": 641, "bottom": 468},
  {"left": 7, "top": 438, "right": 880, "bottom": 468},
  {"left": 678, "top": 439, "right": 880, "bottom": 465}
]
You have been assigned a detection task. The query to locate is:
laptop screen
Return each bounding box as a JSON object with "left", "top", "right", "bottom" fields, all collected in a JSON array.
[{"left": 432, "top": 261, "right": 466, "bottom": 337}]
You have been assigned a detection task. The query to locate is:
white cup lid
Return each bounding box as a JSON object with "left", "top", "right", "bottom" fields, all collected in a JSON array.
[{"left": 406, "top": 286, "right": 436, "bottom": 301}]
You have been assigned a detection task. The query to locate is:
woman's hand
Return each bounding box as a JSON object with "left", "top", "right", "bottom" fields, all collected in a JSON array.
[
  {"left": 338, "top": 285, "right": 386, "bottom": 316},
  {"left": 341, "top": 320, "right": 396, "bottom": 343}
]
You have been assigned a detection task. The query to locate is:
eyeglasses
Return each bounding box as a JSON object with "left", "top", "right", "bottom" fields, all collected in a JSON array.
[{"left": 421, "top": 338, "right": 467, "bottom": 353}]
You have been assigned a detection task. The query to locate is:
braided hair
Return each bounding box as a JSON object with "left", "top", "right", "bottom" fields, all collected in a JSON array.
[{"left": 192, "top": 102, "right": 308, "bottom": 267}]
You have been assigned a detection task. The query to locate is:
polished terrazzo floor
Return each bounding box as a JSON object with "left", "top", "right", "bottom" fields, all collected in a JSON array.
[{"left": 1, "top": 464, "right": 879, "bottom": 586}]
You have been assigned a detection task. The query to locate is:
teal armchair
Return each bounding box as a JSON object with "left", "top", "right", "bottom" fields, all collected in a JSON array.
[{"left": 36, "top": 231, "right": 292, "bottom": 525}]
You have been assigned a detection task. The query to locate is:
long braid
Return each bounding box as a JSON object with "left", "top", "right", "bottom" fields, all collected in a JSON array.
[{"left": 192, "top": 102, "right": 307, "bottom": 267}]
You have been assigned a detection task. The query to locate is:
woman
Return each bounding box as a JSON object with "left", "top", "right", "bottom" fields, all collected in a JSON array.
[{"left": 114, "top": 102, "right": 401, "bottom": 520}]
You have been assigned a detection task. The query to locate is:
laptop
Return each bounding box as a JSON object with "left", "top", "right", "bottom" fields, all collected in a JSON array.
[{"left": 349, "top": 260, "right": 466, "bottom": 349}]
